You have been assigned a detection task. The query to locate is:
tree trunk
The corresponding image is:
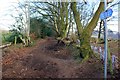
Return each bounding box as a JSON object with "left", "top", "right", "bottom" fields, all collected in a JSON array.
[
  {"left": 79, "top": 28, "right": 93, "bottom": 59},
  {"left": 71, "top": 1, "right": 104, "bottom": 59},
  {"left": 67, "top": 10, "right": 72, "bottom": 37},
  {"left": 63, "top": 2, "right": 69, "bottom": 38},
  {"left": 98, "top": 20, "right": 103, "bottom": 39},
  {"left": 71, "top": 2, "right": 83, "bottom": 39},
  {"left": 80, "top": 2, "right": 104, "bottom": 59}
]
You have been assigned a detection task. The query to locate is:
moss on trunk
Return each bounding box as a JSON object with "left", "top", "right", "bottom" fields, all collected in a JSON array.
[
  {"left": 71, "top": 2, "right": 104, "bottom": 60},
  {"left": 71, "top": 2, "right": 83, "bottom": 38},
  {"left": 79, "top": 29, "right": 93, "bottom": 59}
]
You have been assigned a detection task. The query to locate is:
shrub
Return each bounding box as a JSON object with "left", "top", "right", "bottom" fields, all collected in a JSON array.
[
  {"left": 30, "top": 18, "right": 54, "bottom": 38},
  {"left": 6, "top": 31, "right": 23, "bottom": 43}
]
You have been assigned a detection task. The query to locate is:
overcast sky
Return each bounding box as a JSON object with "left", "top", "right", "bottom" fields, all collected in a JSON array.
[{"left": 0, "top": 0, "right": 119, "bottom": 32}]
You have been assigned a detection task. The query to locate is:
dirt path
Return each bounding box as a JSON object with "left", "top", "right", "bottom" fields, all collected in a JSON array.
[{"left": 2, "top": 38, "right": 114, "bottom": 78}]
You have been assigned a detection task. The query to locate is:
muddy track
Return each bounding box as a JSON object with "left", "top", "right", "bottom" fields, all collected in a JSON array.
[
  {"left": 20, "top": 39, "right": 80, "bottom": 78},
  {"left": 2, "top": 38, "right": 113, "bottom": 78}
]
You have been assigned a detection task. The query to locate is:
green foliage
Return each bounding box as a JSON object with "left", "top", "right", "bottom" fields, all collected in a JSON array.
[
  {"left": 2, "top": 32, "right": 11, "bottom": 43},
  {"left": 5, "top": 13, "right": 25, "bottom": 44},
  {"left": 2, "top": 31, "right": 22, "bottom": 44},
  {"left": 5, "top": 31, "right": 23, "bottom": 43},
  {"left": 30, "top": 18, "right": 54, "bottom": 38},
  {"left": 41, "top": 26, "right": 53, "bottom": 38}
]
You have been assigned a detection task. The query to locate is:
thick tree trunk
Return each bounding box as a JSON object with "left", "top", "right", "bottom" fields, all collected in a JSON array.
[
  {"left": 79, "top": 28, "right": 93, "bottom": 59},
  {"left": 71, "top": 2, "right": 104, "bottom": 59},
  {"left": 80, "top": 2, "right": 104, "bottom": 59}
]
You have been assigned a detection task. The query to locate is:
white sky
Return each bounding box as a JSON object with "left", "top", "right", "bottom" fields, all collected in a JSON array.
[
  {"left": 0, "top": 0, "right": 119, "bottom": 32},
  {"left": 0, "top": 0, "right": 19, "bottom": 30}
]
